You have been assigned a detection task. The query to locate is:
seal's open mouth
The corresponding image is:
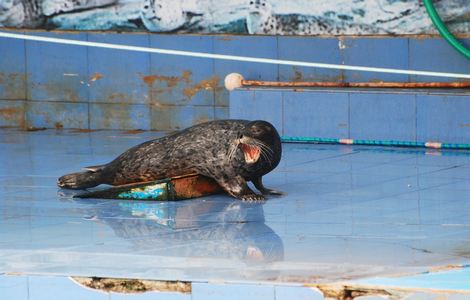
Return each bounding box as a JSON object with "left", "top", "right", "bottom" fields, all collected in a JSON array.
[{"left": 241, "top": 144, "right": 261, "bottom": 164}]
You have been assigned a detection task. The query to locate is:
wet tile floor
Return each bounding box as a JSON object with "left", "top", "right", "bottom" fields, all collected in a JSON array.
[{"left": 1, "top": 128, "right": 470, "bottom": 284}]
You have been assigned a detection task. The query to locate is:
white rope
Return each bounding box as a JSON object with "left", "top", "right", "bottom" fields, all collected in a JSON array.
[{"left": 1, "top": 31, "right": 469, "bottom": 79}]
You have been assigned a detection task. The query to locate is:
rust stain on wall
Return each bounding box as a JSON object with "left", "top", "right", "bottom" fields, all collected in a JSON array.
[
  {"left": 183, "top": 76, "right": 219, "bottom": 99},
  {"left": 71, "top": 128, "right": 101, "bottom": 133},
  {"left": 143, "top": 71, "right": 217, "bottom": 106},
  {"left": 122, "top": 129, "right": 145, "bottom": 134},
  {"left": 107, "top": 92, "right": 132, "bottom": 102},
  {"left": 195, "top": 116, "right": 210, "bottom": 125},
  {"left": 142, "top": 75, "right": 158, "bottom": 86},
  {"left": 151, "top": 75, "right": 181, "bottom": 88},
  {"left": 181, "top": 70, "right": 192, "bottom": 84},
  {"left": 89, "top": 72, "right": 104, "bottom": 82},
  {"left": 142, "top": 73, "right": 187, "bottom": 106},
  {"left": 0, "top": 107, "right": 21, "bottom": 121},
  {"left": 216, "top": 36, "right": 234, "bottom": 41},
  {"left": 0, "top": 73, "right": 26, "bottom": 99}
]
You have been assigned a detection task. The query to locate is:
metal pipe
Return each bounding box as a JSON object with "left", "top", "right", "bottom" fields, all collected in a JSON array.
[{"left": 242, "top": 80, "right": 470, "bottom": 89}]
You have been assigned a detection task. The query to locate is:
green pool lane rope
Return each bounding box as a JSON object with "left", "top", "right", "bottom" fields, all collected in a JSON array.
[
  {"left": 281, "top": 136, "right": 470, "bottom": 150},
  {"left": 424, "top": 0, "right": 470, "bottom": 59}
]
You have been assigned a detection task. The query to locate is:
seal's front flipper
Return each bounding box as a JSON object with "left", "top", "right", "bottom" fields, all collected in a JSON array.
[
  {"left": 252, "top": 177, "right": 284, "bottom": 196},
  {"left": 217, "top": 176, "right": 265, "bottom": 202}
]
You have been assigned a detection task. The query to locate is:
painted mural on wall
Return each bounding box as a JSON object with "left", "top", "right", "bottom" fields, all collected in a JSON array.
[{"left": 0, "top": 0, "right": 469, "bottom": 35}]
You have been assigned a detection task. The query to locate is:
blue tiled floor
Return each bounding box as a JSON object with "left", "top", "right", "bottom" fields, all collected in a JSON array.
[{"left": 1, "top": 128, "right": 470, "bottom": 287}]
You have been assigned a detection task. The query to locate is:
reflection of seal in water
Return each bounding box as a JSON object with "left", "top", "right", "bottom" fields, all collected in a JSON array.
[
  {"left": 73, "top": 197, "right": 284, "bottom": 279},
  {"left": 58, "top": 120, "right": 283, "bottom": 201}
]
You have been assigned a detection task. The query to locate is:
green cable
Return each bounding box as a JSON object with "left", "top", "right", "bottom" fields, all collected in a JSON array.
[
  {"left": 423, "top": 0, "right": 470, "bottom": 59},
  {"left": 281, "top": 136, "right": 470, "bottom": 150}
]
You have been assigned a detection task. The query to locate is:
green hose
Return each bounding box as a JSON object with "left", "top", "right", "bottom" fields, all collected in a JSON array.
[
  {"left": 281, "top": 136, "right": 470, "bottom": 150},
  {"left": 423, "top": 0, "right": 470, "bottom": 59}
]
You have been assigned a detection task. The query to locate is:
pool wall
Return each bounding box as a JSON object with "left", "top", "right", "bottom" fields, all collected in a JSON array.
[{"left": 0, "top": 30, "right": 469, "bottom": 140}]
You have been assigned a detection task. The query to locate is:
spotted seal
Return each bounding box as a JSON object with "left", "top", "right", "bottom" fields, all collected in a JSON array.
[
  {"left": 245, "top": 0, "right": 385, "bottom": 35},
  {"left": 58, "top": 120, "right": 283, "bottom": 201}
]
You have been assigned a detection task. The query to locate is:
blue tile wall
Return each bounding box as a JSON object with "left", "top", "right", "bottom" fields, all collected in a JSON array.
[
  {"left": 409, "top": 38, "right": 470, "bottom": 82},
  {"left": 149, "top": 35, "right": 215, "bottom": 106},
  {"left": 357, "top": 268, "right": 470, "bottom": 293},
  {"left": 283, "top": 91, "right": 349, "bottom": 138},
  {"left": 151, "top": 105, "right": 215, "bottom": 130},
  {"left": 168, "top": 105, "right": 215, "bottom": 130},
  {"left": 213, "top": 36, "right": 279, "bottom": 106},
  {"left": 151, "top": 105, "right": 173, "bottom": 131},
  {"left": 349, "top": 93, "right": 416, "bottom": 141},
  {"left": 110, "top": 290, "right": 190, "bottom": 300},
  {"left": 215, "top": 106, "right": 230, "bottom": 120},
  {"left": 25, "top": 31, "right": 88, "bottom": 102},
  {"left": 88, "top": 33, "right": 151, "bottom": 104},
  {"left": 231, "top": 88, "right": 470, "bottom": 144},
  {"left": 28, "top": 276, "right": 108, "bottom": 300},
  {"left": 275, "top": 286, "right": 324, "bottom": 300},
  {"left": 230, "top": 89, "right": 283, "bottom": 133},
  {"left": 0, "top": 30, "right": 468, "bottom": 136},
  {"left": 25, "top": 101, "right": 89, "bottom": 129},
  {"left": 278, "top": 37, "right": 342, "bottom": 82},
  {"left": 0, "top": 33, "right": 26, "bottom": 100},
  {"left": 192, "top": 282, "right": 274, "bottom": 300},
  {"left": 342, "top": 38, "right": 409, "bottom": 82},
  {"left": 417, "top": 95, "right": 470, "bottom": 144},
  {"left": 90, "top": 103, "right": 151, "bottom": 130}
]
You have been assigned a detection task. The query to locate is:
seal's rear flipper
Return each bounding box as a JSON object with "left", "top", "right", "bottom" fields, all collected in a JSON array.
[{"left": 58, "top": 171, "right": 104, "bottom": 189}]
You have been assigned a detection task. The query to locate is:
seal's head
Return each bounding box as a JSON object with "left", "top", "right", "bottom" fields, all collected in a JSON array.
[
  {"left": 237, "top": 120, "right": 281, "bottom": 166},
  {"left": 248, "top": 0, "right": 272, "bottom": 17},
  {"left": 246, "top": 0, "right": 274, "bottom": 34}
]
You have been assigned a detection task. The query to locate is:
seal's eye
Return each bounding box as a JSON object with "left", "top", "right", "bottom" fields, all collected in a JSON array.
[
  {"left": 250, "top": 126, "right": 265, "bottom": 136},
  {"left": 239, "top": 134, "right": 244, "bottom": 139}
]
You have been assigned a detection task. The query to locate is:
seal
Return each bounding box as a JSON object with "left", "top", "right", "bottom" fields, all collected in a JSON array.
[
  {"left": 58, "top": 120, "right": 283, "bottom": 201},
  {"left": 245, "top": 0, "right": 384, "bottom": 35}
]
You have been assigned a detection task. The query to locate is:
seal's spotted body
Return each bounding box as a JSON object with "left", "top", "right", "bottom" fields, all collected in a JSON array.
[{"left": 58, "top": 120, "right": 282, "bottom": 201}]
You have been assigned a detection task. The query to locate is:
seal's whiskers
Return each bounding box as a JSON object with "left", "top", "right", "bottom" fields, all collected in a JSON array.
[
  {"left": 250, "top": 139, "right": 274, "bottom": 164},
  {"left": 227, "top": 138, "right": 240, "bottom": 161}
]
